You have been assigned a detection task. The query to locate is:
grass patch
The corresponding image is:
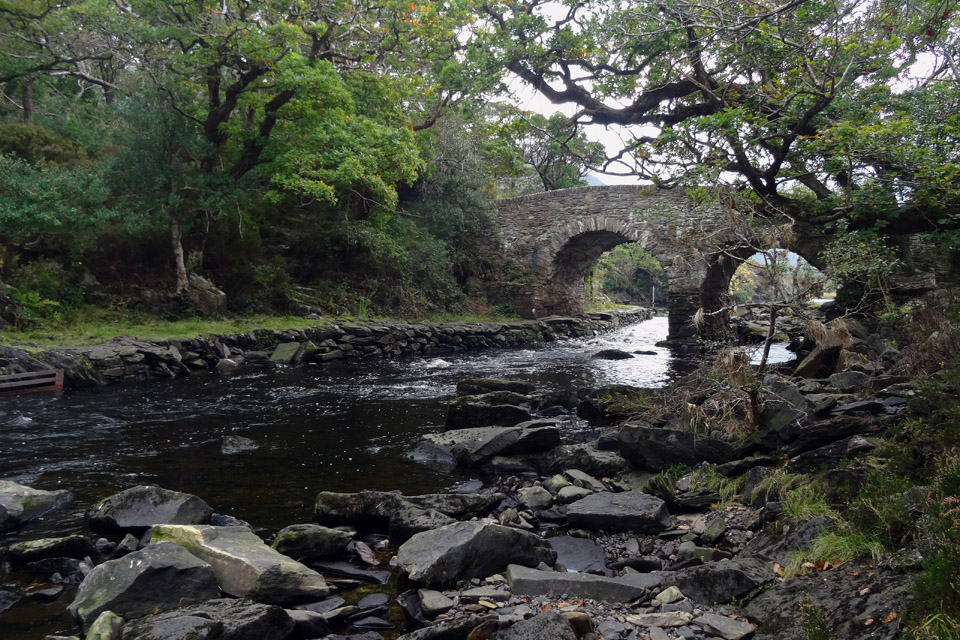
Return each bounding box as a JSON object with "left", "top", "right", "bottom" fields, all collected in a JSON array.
[
  {"left": 785, "top": 530, "right": 884, "bottom": 577},
  {"left": 0, "top": 307, "right": 525, "bottom": 348},
  {"left": 689, "top": 466, "right": 745, "bottom": 510}
]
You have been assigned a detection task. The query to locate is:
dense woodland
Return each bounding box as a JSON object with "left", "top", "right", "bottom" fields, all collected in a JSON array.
[{"left": 1, "top": 0, "right": 956, "bottom": 329}]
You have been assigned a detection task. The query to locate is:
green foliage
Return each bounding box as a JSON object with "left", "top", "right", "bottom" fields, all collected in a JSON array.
[
  {"left": 0, "top": 123, "right": 86, "bottom": 166},
  {"left": 800, "top": 601, "right": 837, "bottom": 640},
  {"left": 586, "top": 243, "right": 666, "bottom": 307}
]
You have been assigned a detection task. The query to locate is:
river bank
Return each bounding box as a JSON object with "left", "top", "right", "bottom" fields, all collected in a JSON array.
[
  {"left": 2, "top": 308, "right": 956, "bottom": 639},
  {"left": 0, "top": 308, "right": 652, "bottom": 391}
]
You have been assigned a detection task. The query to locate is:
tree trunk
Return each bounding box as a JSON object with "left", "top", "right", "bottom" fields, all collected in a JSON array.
[
  {"left": 170, "top": 218, "right": 189, "bottom": 294},
  {"left": 22, "top": 76, "right": 34, "bottom": 122}
]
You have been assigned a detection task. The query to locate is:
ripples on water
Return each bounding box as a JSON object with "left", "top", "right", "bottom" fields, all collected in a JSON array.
[
  {"left": 0, "top": 316, "right": 798, "bottom": 536},
  {"left": 0, "top": 316, "right": 800, "bottom": 638}
]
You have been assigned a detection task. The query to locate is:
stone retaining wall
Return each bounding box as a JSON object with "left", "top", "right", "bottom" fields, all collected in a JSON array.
[{"left": 0, "top": 308, "right": 652, "bottom": 391}]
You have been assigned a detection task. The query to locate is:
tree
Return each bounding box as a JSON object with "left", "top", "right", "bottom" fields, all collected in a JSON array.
[
  {"left": 471, "top": 0, "right": 960, "bottom": 238},
  {"left": 508, "top": 111, "right": 605, "bottom": 191}
]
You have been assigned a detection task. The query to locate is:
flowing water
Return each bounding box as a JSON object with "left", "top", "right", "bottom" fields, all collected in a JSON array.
[{"left": 0, "top": 315, "right": 791, "bottom": 638}]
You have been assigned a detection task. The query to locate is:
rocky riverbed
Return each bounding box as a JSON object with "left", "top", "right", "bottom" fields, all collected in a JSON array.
[{"left": 0, "top": 312, "right": 920, "bottom": 640}]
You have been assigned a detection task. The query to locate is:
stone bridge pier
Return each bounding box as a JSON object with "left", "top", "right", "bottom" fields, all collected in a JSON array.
[{"left": 493, "top": 186, "right": 770, "bottom": 346}]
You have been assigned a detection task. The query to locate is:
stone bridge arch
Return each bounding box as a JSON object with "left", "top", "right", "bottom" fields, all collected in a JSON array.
[{"left": 493, "top": 185, "right": 819, "bottom": 346}]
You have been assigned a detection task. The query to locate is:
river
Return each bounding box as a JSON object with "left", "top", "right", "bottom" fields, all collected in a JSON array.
[{"left": 0, "top": 315, "right": 792, "bottom": 638}]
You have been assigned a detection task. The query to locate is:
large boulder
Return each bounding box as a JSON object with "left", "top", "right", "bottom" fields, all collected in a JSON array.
[
  {"left": 743, "top": 566, "right": 911, "bottom": 640},
  {"left": 6, "top": 534, "right": 96, "bottom": 564},
  {"left": 659, "top": 557, "right": 774, "bottom": 605},
  {"left": 120, "top": 598, "right": 294, "bottom": 640},
  {"left": 270, "top": 524, "right": 354, "bottom": 562},
  {"left": 87, "top": 485, "right": 213, "bottom": 533},
  {"left": 151, "top": 525, "right": 329, "bottom": 605},
  {"left": 456, "top": 379, "right": 537, "bottom": 396},
  {"left": 68, "top": 541, "right": 220, "bottom": 629},
  {"left": 618, "top": 424, "right": 735, "bottom": 471},
  {"left": 565, "top": 491, "right": 672, "bottom": 533},
  {"left": 396, "top": 521, "right": 556, "bottom": 587},
  {"left": 758, "top": 375, "right": 814, "bottom": 434},
  {"left": 445, "top": 393, "right": 533, "bottom": 430},
  {"left": 0, "top": 480, "right": 72, "bottom": 533},
  {"left": 313, "top": 490, "right": 502, "bottom": 541},
  {"left": 419, "top": 425, "right": 560, "bottom": 467},
  {"left": 505, "top": 564, "right": 660, "bottom": 602}
]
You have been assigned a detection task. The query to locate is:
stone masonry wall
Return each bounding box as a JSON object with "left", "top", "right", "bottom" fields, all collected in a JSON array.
[{"left": 0, "top": 308, "right": 652, "bottom": 391}]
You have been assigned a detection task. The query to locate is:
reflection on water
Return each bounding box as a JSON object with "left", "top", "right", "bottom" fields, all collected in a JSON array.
[{"left": 0, "top": 317, "right": 681, "bottom": 535}]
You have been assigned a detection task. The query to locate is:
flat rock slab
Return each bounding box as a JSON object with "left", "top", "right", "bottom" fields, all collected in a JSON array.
[
  {"left": 618, "top": 425, "right": 735, "bottom": 471},
  {"left": 694, "top": 613, "right": 757, "bottom": 640},
  {"left": 0, "top": 480, "right": 72, "bottom": 533},
  {"left": 505, "top": 564, "right": 661, "bottom": 602},
  {"left": 311, "top": 561, "right": 390, "bottom": 585},
  {"left": 421, "top": 426, "right": 560, "bottom": 466},
  {"left": 87, "top": 485, "right": 212, "bottom": 533},
  {"left": 120, "top": 598, "right": 294, "bottom": 640},
  {"left": 565, "top": 491, "right": 671, "bottom": 533},
  {"left": 445, "top": 394, "right": 533, "bottom": 430},
  {"left": 314, "top": 490, "right": 502, "bottom": 541},
  {"left": 6, "top": 534, "right": 95, "bottom": 563},
  {"left": 68, "top": 541, "right": 220, "bottom": 629},
  {"left": 547, "top": 536, "right": 607, "bottom": 573},
  {"left": 659, "top": 557, "right": 773, "bottom": 605},
  {"left": 397, "top": 522, "right": 556, "bottom": 587},
  {"left": 271, "top": 524, "right": 354, "bottom": 562},
  {"left": 151, "top": 525, "right": 329, "bottom": 604}
]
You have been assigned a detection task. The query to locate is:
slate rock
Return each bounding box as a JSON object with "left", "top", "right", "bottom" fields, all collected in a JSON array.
[
  {"left": 150, "top": 524, "right": 329, "bottom": 604},
  {"left": 312, "top": 561, "right": 390, "bottom": 584},
  {"left": 286, "top": 609, "right": 331, "bottom": 639},
  {"left": 271, "top": 524, "right": 354, "bottom": 562},
  {"left": 591, "top": 349, "right": 634, "bottom": 360},
  {"left": 742, "top": 515, "right": 837, "bottom": 567},
  {"left": 396, "top": 522, "right": 556, "bottom": 587},
  {"left": 495, "top": 610, "right": 577, "bottom": 640},
  {"left": 418, "top": 589, "right": 454, "bottom": 617},
  {"left": 120, "top": 598, "right": 294, "bottom": 640},
  {"left": 86, "top": 611, "right": 124, "bottom": 640},
  {"left": 421, "top": 425, "right": 560, "bottom": 467},
  {"left": 314, "top": 490, "right": 501, "bottom": 541},
  {"left": 68, "top": 541, "right": 220, "bottom": 629},
  {"left": 445, "top": 393, "right": 533, "bottom": 430},
  {"left": 618, "top": 425, "right": 734, "bottom": 471},
  {"left": 0, "top": 480, "right": 73, "bottom": 533},
  {"left": 659, "top": 557, "right": 773, "bottom": 605},
  {"left": 6, "top": 535, "right": 96, "bottom": 564},
  {"left": 693, "top": 613, "right": 756, "bottom": 640},
  {"left": 829, "top": 370, "right": 870, "bottom": 392},
  {"left": 505, "top": 564, "right": 660, "bottom": 601},
  {"left": 565, "top": 491, "right": 671, "bottom": 533},
  {"left": 547, "top": 536, "right": 607, "bottom": 573},
  {"left": 456, "top": 379, "right": 537, "bottom": 396},
  {"left": 516, "top": 486, "right": 553, "bottom": 511},
  {"left": 87, "top": 485, "right": 213, "bottom": 533},
  {"left": 743, "top": 565, "right": 911, "bottom": 640}
]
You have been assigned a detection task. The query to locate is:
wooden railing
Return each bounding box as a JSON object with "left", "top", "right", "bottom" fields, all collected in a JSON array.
[{"left": 0, "top": 369, "right": 64, "bottom": 395}]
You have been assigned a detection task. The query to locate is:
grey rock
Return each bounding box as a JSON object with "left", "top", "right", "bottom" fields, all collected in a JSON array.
[
  {"left": 396, "top": 522, "right": 556, "bottom": 587},
  {"left": 120, "top": 598, "right": 294, "bottom": 640},
  {"left": 0, "top": 480, "right": 72, "bottom": 533},
  {"left": 461, "top": 586, "right": 511, "bottom": 603},
  {"left": 547, "top": 536, "right": 607, "bottom": 573},
  {"left": 271, "top": 524, "right": 354, "bottom": 562},
  {"left": 422, "top": 425, "right": 560, "bottom": 467},
  {"left": 563, "top": 469, "right": 607, "bottom": 492},
  {"left": 6, "top": 535, "right": 95, "bottom": 564},
  {"left": 556, "top": 485, "right": 594, "bottom": 504},
  {"left": 418, "top": 589, "right": 454, "bottom": 617},
  {"left": 565, "top": 491, "right": 671, "bottom": 533},
  {"left": 743, "top": 565, "right": 911, "bottom": 640},
  {"left": 87, "top": 485, "right": 213, "bottom": 533},
  {"left": 659, "top": 557, "right": 773, "bottom": 605},
  {"left": 591, "top": 349, "right": 634, "bottom": 360},
  {"left": 505, "top": 564, "right": 660, "bottom": 601},
  {"left": 86, "top": 611, "right": 124, "bottom": 640},
  {"left": 516, "top": 486, "right": 553, "bottom": 510},
  {"left": 150, "top": 525, "right": 329, "bottom": 604},
  {"left": 314, "top": 490, "right": 501, "bottom": 541},
  {"left": 693, "top": 613, "right": 756, "bottom": 640},
  {"left": 829, "top": 370, "right": 870, "bottom": 392},
  {"left": 286, "top": 609, "right": 330, "bottom": 639},
  {"left": 742, "top": 515, "right": 837, "bottom": 567},
  {"left": 495, "top": 610, "right": 577, "bottom": 640},
  {"left": 625, "top": 612, "right": 694, "bottom": 627},
  {"left": 445, "top": 393, "right": 533, "bottom": 430},
  {"left": 619, "top": 425, "right": 734, "bottom": 471},
  {"left": 68, "top": 541, "right": 220, "bottom": 629},
  {"left": 456, "top": 379, "right": 537, "bottom": 396},
  {"left": 311, "top": 561, "right": 390, "bottom": 584}
]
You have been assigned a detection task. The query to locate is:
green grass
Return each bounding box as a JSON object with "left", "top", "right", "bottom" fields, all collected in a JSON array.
[
  {"left": 785, "top": 530, "right": 884, "bottom": 577},
  {"left": 0, "top": 306, "right": 527, "bottom": 348}
]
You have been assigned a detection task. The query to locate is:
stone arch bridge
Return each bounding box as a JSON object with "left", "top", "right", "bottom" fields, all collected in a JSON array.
[{"left": 493, "top": 185, "right": 822, "bottom": 346}]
